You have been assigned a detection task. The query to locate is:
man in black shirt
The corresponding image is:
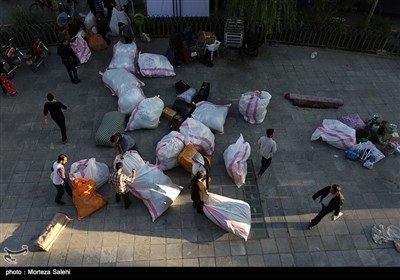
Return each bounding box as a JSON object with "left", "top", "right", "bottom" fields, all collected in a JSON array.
[
  {"left": 43, "top": 93, "right": 68, "bottom": 144},
  {"left": 57, "top": 34, "right": 80, "bottom": 84}
]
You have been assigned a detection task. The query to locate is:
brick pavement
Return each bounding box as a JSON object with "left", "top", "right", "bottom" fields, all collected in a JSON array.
[{"left": 0, "top": 36, "right": 399, "bottom": 270}]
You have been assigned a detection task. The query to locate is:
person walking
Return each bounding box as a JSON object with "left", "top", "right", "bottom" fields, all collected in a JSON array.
[
  {"left": 118, "top": 22, "right": 135, "bottom": 43},
  {"left": 51, "top": 154, "right": 73, "bottom": 205},
  {"left": 308, "top": 184, "right": 344, "bottom": 230},
  {"left": 257, "top": 128, "right": 277, "bottom": 179},
  {"left": 190, "top": 170, "right": 209, "bottom": 214},
  {"left": 43, "top": 93, "right": 68, "bottom": 144},
  {"left": 57, "top": 33, "right": 80, "bottom": 84},
  {"left": 110, "top": 132, "right": 141, "bottom": 159},
  {"left": 108, "top": 162, "right": 135, "bottom": 209}
]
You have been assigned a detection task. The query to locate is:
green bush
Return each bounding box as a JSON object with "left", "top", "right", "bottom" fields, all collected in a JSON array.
[{"left": 8, "top": 5, "right": 42, "bottom": 26}]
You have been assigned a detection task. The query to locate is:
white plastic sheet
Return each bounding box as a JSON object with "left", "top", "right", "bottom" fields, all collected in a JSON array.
[
  {"left": 126, "top": 164, "right": 183, "bottom": 222},
  {"left": 70, "top": 158, "right": 110, "bottom": 188},
  {"left": 109, "top": 8, "right": 131, "bottom": 36}
]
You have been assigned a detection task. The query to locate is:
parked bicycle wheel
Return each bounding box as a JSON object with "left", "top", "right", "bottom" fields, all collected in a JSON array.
[{"left": 29, "top": 3, "right": 44, "bottom": 16}]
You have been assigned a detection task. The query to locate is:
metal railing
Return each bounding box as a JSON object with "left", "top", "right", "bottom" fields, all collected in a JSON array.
[{"left": 1, "top": 17, "right": 399, "bottom": 56}]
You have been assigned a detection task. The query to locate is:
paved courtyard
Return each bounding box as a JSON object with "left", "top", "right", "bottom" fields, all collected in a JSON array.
[{"left": 0, "top": 32, "right": 400, "bottom": 271}]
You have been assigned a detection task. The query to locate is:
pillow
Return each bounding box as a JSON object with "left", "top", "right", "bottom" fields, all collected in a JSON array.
[
  {"left": 95, "top": 111, "right": 127, "bottom": 146},
  {"left": 339, "top": 113, "right": 366, "bottom": 130}
]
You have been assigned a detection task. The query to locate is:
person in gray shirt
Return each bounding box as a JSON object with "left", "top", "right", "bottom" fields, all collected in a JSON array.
[{"left": 110, "top": 132, "right": 141, "bottom": 159}]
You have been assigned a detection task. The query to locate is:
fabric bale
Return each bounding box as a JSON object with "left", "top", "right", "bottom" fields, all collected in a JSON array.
[
  {"left": 108, "top": 41, "right": 138, "bottom": 73},
  {"left": 223, "top": 134, "right": 251, "bottom": 187},
  {"left": 72, "top": 178, "right": 109, "bottom": 220},
  {"left": 191, "top": 101, "right": 231, "bottom": 134},
  {"left": 126, "top": 164, "right": 183, "bottom": 222},
  {"left": 156, "top": 131, "right": 185, "bottom": 171},
  {"left": 95, "top": 111, "right": 127, "bottom": 147},
  {"left": 102, "top": 68, "right": 145, "bottom": 95},
  {"left": 179, "top": 118, "right": 215, "bottom": 155},
  {"left": 70, "top": 31, "right": 91, "bottom": 63},
  {"left": 126, "top": 96, "right": 164, "bottom": 131},
  {"left": 203, "top": 192, "right": 251, "bottom": 241},
  {"left": 113, "top": 150, "right": 147, "bottom": 173},
  {"left": 311, "top": 119, "right": 356, "bottom": 150},
  {"left": 88, "top": 34, "right": 108, "bottom": 50},
  {"left": 339, "top": 113, "right": 366, "bottom": 130},
  {"left": 238, "top": 90, "right": 271, "bottom": 124},
  {"left": 138, "top": 53, "right": 176, "bottom": 77}
]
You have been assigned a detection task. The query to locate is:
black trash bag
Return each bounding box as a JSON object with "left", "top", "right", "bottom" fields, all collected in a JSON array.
[
  {"left": 172, "top": 99, "right": 196, "bottom": 118},
  {"left": 192, "top": 82, "right": 210, "bottom": 103},
  {"left": 175, "top": 80, "right": 191, "bottom": 94},
  {"left": 169, "top": 114, "right": 186, "bottom": 131}
]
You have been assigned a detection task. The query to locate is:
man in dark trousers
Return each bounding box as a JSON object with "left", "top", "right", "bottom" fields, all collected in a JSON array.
[
  {"left": 257, "top": 128, "right": 277, "bottom": 179},
  {"left": 118, "top": 22, "right": 135, "bottom": 43},
  {"left": 308, "top": 184, "right": 344, "bottom": 230},
  {"left": 57, "top": 33, "right": 80, "bottom": 84},
  {"left": 44, "top": 93, "right": 68, "bottom": 144}
]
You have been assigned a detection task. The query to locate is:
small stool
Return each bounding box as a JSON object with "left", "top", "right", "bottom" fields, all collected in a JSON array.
[{"left": 204, "top": 40, "right": 221, "bottom": 61}]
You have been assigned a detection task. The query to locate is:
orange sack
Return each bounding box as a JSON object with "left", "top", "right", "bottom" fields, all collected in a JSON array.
[
  {"left": 72, "top": 178, "right": 109, "bottom": 220},
  {"left": 178, "top": 144, "right": 211, "bottom": 173}
]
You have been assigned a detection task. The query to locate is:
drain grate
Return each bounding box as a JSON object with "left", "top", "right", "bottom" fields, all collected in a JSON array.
[{"left": 241, "top": 160, "right": 269, "bottom": 239}]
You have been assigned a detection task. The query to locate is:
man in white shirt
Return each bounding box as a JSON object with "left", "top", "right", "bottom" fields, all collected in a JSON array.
[{"left": 257, "top": 128, "right": 277, "bottom": 179}]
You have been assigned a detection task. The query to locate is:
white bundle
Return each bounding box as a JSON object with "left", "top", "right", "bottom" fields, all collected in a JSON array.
[
  {"left": 223, "top": 134, "right": 251, "bottom": 187},
  {"left": 238, "top": 90, "right": 272, "bottom": 124},
  {"left": 179, "top": 118, "right": 215, "bottom": 156},
  {"left": 126, "top": 96, "right": 164, "bottom": 131},
  {"left": 69, "top": 158, "right": 110, "bottom": 188},
  {"left": 108, "top": 41, "right": 138, "bottom": 73},
  {"left": 156, "top": 131, "right": 185, "bottom": 170},
  {"left": 192, "top": 101, "right": 231, "bottom": 134},
  {"left": 138, "top": 53, "right": 176, "bottom": 77}
]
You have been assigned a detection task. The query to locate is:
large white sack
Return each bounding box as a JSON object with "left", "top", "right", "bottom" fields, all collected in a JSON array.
[
  {"left": 108, "top": 41, "right": 138, "bottom": 73},
  {"left": 70, "top": 158, "right": 110, "bottom": 188},
  {"left": 126, "top": 164, "right": 183, "bottom": 221},
  {"left": 223, "top": 134, "right": 251, "bottom": 188},
  {"left": 156, "top": 131, "right": 185, "bottom": 170},
  {"left": 192, "top": 101, "right": 231, "bottom": 134},
  {"left": 179, "top": 118, "right": 215, "bottom": 156},
  {"left": 351, "top": 141, "right": 385, "bottom": 164},
  {"left": 126, "top": 96, "right": 164, "bottom": 131},
  {"left": 204, "top": 192, "right": 251, "bottom": 241},
  {"left": 83, "top": 11, "right": 96, "bottom": 33},
  {"left": 109, "top": 8, "right": 131, "bottom": 36},
  {"left": 239, "top": 90, "right": 271, "bottom": 124},
  {"left": 311, "top": 119, "right": 356, "bottom": 150},
  {"left": 102, "top": 68, "right": 145, "bottom": 95},
  {"left": 138, "top": 53, "right": 176, "bottom": 77},
  {"left": 117, "top": 85, "right": 146, "bottom": 115},
  {"left": 113, "top": 150, "right": 147, "bottom": 174},
  {"left": 70, "top": 31, "right": 91, "bottom": 64}
]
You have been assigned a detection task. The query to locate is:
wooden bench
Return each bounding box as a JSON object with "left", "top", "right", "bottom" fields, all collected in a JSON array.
[{"left": 285, "top": 93, "right": 344, "bottom": 109}]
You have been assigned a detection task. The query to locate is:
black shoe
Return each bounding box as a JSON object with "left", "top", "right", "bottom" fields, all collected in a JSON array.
[
  {"left": 55, "top": 201, "right": 65, "bottom": 205},
  {"left": 124, "top": 201, "right": 131, "bottom": 209},
  {"left": 307, "top": 224, "right": 314, "bottom": 230},
  {"left": 73, "top": 79, "right": 81, "bottom": 84},
  {"left": 62, "top": 139, "right": 68, "bottom": 144}
]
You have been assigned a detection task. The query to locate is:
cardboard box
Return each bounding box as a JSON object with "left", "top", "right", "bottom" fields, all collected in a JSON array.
[
  {"left": 162, "top": 107, "right": 177, "bottom": 121},
  {"left": 197, "top": 31, "right": 216, "bottom": 47}
]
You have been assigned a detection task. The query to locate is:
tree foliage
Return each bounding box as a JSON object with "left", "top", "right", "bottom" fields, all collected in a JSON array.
[{"left": 225, "top": 0, "right": 297, "bottom": 35}]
